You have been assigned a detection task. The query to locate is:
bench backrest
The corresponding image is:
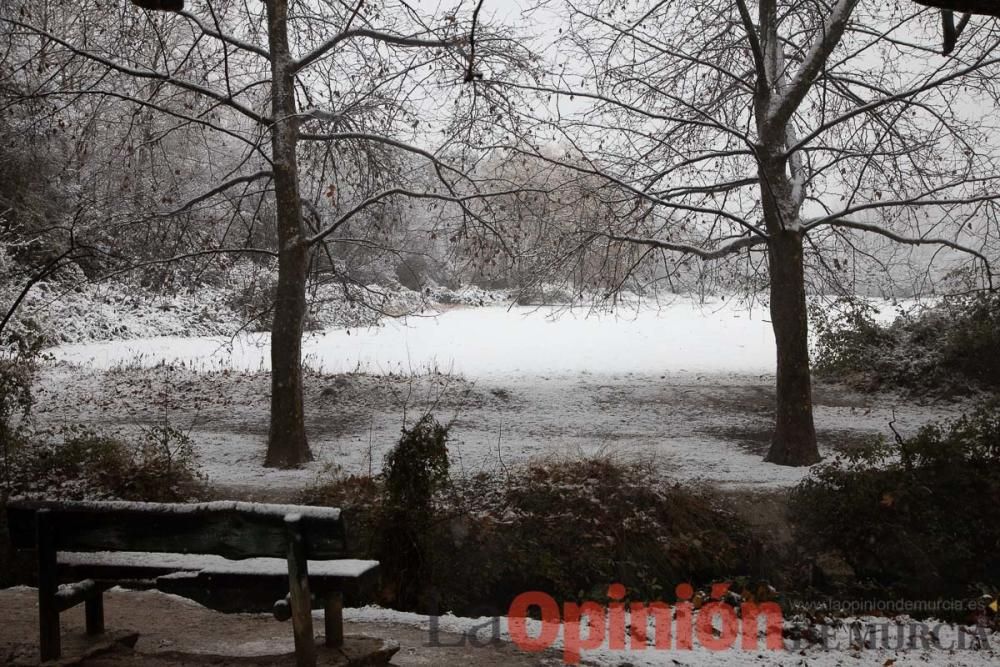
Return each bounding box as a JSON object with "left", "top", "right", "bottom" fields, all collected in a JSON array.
[{"left": 6, "top": 500, "right": 348, "bottom": 560}]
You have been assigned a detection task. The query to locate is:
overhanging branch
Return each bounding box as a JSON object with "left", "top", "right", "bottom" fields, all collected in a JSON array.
[
  {"left": 160, "top": 171, "right": 274, "bottom": 217},
  {"left": 805, "top": 217, "right": 994, "bottom": 286},
  {"left": 293, "top": 29, "right": 462, "bottom": 73},
  {"left": 593, "top": 232, "right": 768, "bottom": 261}
]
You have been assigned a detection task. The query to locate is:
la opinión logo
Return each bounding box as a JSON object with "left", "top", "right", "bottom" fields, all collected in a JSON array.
[{"left": 507, "top": 582, "right": 783, "bottom": 664}]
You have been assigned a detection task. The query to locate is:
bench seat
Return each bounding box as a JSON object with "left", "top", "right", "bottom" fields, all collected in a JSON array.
[
  {"left": 57, "top": 551, "right": 380, "bottom": 613},
  {"left": 7, "top": 499, "right": 378, "bottom": 666},
  {"left": 59, "top": 550, "right": 378, "bottom": 579}
]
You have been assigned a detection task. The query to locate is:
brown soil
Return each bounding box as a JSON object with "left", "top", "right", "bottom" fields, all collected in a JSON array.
[{"left": 0, "top": 587, "right": 565, "bottom": 666}]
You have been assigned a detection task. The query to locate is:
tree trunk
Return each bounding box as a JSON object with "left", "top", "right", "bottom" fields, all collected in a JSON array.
[
  {"left": 264, "top": 0, "right": 312, "bottom": 468},
  {"left": 765, "top": 228, "right": 820, "bottom": 466},
  {"left": 758, "top": 149, "right": 821, "bottom": 466}
]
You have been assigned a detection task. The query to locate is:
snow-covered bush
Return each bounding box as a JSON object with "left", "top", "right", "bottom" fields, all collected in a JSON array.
[
  {"left": 302, "top": 455, "right": 754, "bottom": 615},
  {"left": 0, "top": 336, "right": 40, "bottom": 586},
  {"left": 4, "top": 425, "right": 204, "bottom": 503},
  {"left": 811, "top": 293, "right": 1000, "bottom": 395},
  {"left": 378, "top": 415, "right": 451, "bottom": 610},
  {"left": 791, "top": 401, "right": 1000, "bottom": 618}
]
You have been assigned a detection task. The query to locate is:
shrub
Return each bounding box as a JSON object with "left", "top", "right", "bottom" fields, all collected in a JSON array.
[
  {"left": 811, "top": 292, "right": 1000, "bottom": 395},
  {"left": 224, "top": 263, "right": 277, "bottom": 332},
  {"left": 790, "top": 402, "right": 1000, "bottom": 613},
  {"left": 443, "top": 457, "right": 752, "bottom": 613},
  {"left": 303, "top": 453, "right": 754, "bottom": 616},
  {"left": 810, "top": 299, "right": 894, "bottom": 386},
  {"left": 4, "top": 425, "right": 204, "bottom": 502},
  {"left": 0, "top": 340, "right": 38, "bottom": 492},
  {"left": 378, "top": 415, "right": 451, "bottom": 610},
  {"left": 0, "top": 335, "right": 41, "bottom": 587},
  {"left": 939, "top": 292, "right": 1000, "bottom": 387}
]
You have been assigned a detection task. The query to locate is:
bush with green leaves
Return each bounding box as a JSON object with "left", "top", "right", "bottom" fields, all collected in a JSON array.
[
  {"left": 811, "top": 292, "right": 1000, "bottom": 395},
  {"left": 790, "top": 402, "right": 1000, "bottom": 611}
]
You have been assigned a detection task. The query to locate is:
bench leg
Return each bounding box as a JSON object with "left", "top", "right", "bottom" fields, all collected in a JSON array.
[
  {"left": 324, "top": 592, "right": 343, "bottom": 648},
  {"left": 285, "top": 515, "right": 317, "bottom": 667},
  {"left": 85, "top": 590, "right": 105, "bottom": 635},
  {"left": 37, "top": 509, "right": 61, "bottom": 662}
]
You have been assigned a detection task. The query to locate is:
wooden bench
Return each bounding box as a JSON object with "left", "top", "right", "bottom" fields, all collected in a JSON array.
[{"left": 6, "top": 499, "right": 380, "bottom": 666}]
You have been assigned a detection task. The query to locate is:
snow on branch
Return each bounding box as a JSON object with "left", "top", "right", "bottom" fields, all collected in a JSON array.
[
  {"left": 593, "top": 232, "right": 768, "bottom": 261},
  {"left": 159, "top": 171, "right": 274, "bottom": 218},
  {"left": 293, "top": 29, "right": 463, "bottom": 73},
  {"left": 803, "top": 182, "right": 1000, "bottom": 228},
  {"left": 178, "top": 10, "right": 270, "bottom": 60},
  {"left": 807, "top": 217, "right": 994, "bottom": 285},
  {"left": 768, "top": 0, "right": 860, "bottom": 129}
]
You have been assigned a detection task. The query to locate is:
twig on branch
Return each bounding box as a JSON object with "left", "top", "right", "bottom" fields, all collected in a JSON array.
[
  {"left": 0, "top": 18, "right": 269, "bottom": 125},
  {"left": 593, "top": 232, "right": 768, "bottom": 261},
  {"left": 808, "top": 217, "right": 994, "bottom": 287},
  {"left": 294, "top": 29, "right": 462, "bottom": 73},
  {"left": 0, "top": 243, "right": 80, "bottom": 337},
  {"left": 160, "top": 171, "right": 274, "bottom": 218},
  {"left": 465, "top": 0, "right": 486, "bottom": 82},
  {"left": 308, "top": 186, "right": 547, "bottom": 246}
]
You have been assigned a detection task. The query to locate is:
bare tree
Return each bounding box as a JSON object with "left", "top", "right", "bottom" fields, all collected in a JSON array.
[
  {"left": 491, "top": 1, "right": 1000, "bottom": 465},
  {"left": 3, "top": 0, "right": 530, "bottom": 467}
]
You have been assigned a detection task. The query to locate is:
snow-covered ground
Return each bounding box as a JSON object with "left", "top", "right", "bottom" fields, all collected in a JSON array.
[
  {"left": 33, "top": 297, "right": 966, "bottom": 492},
  {"left": 3, "top": 586, "right": 995, "bottom": 667},
  {"left": 18, "top": 298, "right": 995, "bottom": 667},
  {"left": 51, "top": 299, "right": 778, "bottom": 377},
  {"left": 344, "top": 604, "right": 999, "bottom": 667}
]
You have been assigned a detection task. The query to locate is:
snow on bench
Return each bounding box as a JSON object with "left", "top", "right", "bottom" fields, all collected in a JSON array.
[
  {"left": 59, "top": 550, "right": 378, "bottom": 578},
  {"left": 6, "top": 499, "right": 378, "bottom": 667}
]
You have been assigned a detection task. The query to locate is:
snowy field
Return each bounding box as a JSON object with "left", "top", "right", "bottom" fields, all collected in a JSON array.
[
  {"left": 34, "top": 298, "right": 964, "bottom": 492},
  {"left": 51, "top": 299, "right": 779, "bottom": 377},
  {"left": 22, "top": 299, "right": 997, "bottom": 667},
  {"left": 36, "top": 300, "right": 960, "bottom": 490}
]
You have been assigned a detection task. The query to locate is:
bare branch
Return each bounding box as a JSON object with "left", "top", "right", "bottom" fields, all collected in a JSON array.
[
  {"left": 769, "top": 0, "right": 860, "bottom": 129},
  {"left": 810, "top": 217, "right": 993, "bottom": 285},
  {"left": 593, "top": 231, "right": 768, "bottom": 261},
  {"left": 160, "top": 171, "right": 274, "bottom": 218},
  {"left": 733, "top": 0, "right": 769, "bottom": 94},
  {"left": 1, "top": 17, "right": 270, "bottom": 125},
  {"left": 789, "top": 45, "right": 1000, "bottom": 154},
  {"left": 98, "top": 248, "right": 279, "bottom": 283},
  {"left": 294, "top": 29, "right": 462, "bottom": 73},
  {"left": 308, "top": 186, "right": 547, "bottom": 246},
  {"left": 178, "top": 10, "right": 270, "bottom": 59}
]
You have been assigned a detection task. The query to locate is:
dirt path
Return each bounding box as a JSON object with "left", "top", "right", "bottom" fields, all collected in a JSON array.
[{"left": 0, "top": 587, "right": 564, "bottom": 666}]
